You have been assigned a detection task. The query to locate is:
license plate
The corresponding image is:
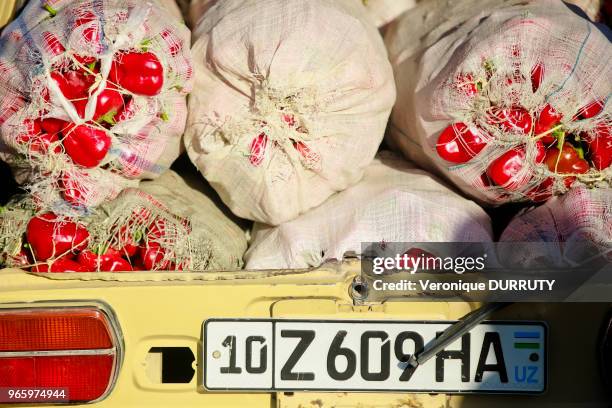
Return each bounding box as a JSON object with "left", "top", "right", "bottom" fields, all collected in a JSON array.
[{"left": 203, "top": 319, "right": 546, "bottom": 394}]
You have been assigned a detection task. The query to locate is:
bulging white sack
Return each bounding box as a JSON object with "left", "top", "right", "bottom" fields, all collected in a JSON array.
[
  {"left": 245, "top": 152, "right": 493, "bottom": 270},
  {"left": 185, "top": 0, "right": 396, "bottom": 225},
  {"left": 385, "top": 0, "right": 611, "bottom": 206},
  {"left": 500, "top": 186, "right": 611, "bottom": 265}
]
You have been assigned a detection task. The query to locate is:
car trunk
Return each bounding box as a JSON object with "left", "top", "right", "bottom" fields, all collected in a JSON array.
[{"left": 0, "top": 261, "right": 609, "bottom": 407}]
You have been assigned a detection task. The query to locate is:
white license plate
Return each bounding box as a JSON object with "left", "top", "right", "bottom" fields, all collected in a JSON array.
[{"left": 203, "top": 319, "right": 546, "bottom": 394}]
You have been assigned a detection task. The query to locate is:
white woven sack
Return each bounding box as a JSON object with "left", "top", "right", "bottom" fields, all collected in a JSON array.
[
  {"left": 500, "top": 186, "right": 611, "bottom": 265},
  {"left": 245, "top": 152, "right": 493, "bottom": 270},
  {"left": 385, "top": 0, "right": 611, "bottom": 206},
  {"left": 185, "top": 0, "right": 396, "bottom": 225}
]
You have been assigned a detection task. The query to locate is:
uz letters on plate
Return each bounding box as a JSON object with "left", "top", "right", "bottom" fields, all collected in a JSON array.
[{"left": 203, "top": 319, "right": 546, "bottom": 393}]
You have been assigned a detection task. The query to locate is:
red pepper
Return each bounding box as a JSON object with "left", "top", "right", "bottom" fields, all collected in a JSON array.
[
  {"left": 51, "top": 70, "right": 95, "bottom": 100},
  {"left": 139, "top": 243, "right": 169, "bottom": 270},
  {"left": 526, "top": 178, "right": 553, "bottom": 203},
  {"left": 15, "top": 119, "right": 59, "bottom": 154},
  {"left": 32, "top": 257, "right": 88, "bottom": 273},
  {"left": 527, "top": 176, "right": 576, "bottom": 202},
  {"left": 534, "top": 104, "right": 563, "bottom": 144},
  {"left": 545, "top": 144, "right": 590, "bottom": 174},
  {"left": 74, "top": 54, "right": 97, "bottom": 65},
  {"left": 63, "top": 124, "right": 111, "bottom": 168},
  {"left": 76, "top": 250, "right": 99, "bottom": 270},
  {"left": 26, "top": 213, "right": 89, "bottom": 261},
  {"left": 110, "top": 209, "right": 151, "bottom": 257},
  {"left": 487, "top": 106, "right": 533, "bottom": 134},
  {"left": 574, "top": 100, "right": 604, "bottom": 120},
  {"left": 586, "top": 124, "right": 612, "bottom": 170},
  {"left": 22, "top": 118, "right": 42, "bottom": 135},
  {"left": 293, "top": 140, "right": 320, "bottom": 164},
  {"left": 77, "top": 247, "right": 121, "bottom": 270},
  {"left": 436, "top": 123, "right": 487, "bottom": 164},
  {"left": 16, "top": 132, "right": 60, "bottom": 154},
  {"left": 160, "top": 29, "right": 182, "bottom": 57},
  {"left": 170, "top": 261, "right": 188, "bottom": 271},
  {"left": 60, "top": 174, "right": 87, "bottom": 207},
  {"left": 118, "top": 242, "right": 139, "bottom": 259},
  {"left": 249, "top": 133, "right": 268, "bottom": 166},
  {"left": 138, "top": 218, "right": 172, "bottom": 270},
  {"left": 73, "top": 86, "right": 124, "bottom": 123},
  {"left": 42, "top": 32, "right": 65, "bottom": 56},
  {"left": 530, "top": 63, "right": 544, "bottom": 92},
  {"left": 74, "top": 11, "right": 100, "bottom": 46},
  {"left": 109, "top": 51, "right": 164, "bottom": 96},
  {"left": 40, "top": 118, "right": 69, "bottom": 134},
  {"left": 94, "top": 87, "right": 124, "bottom": 123},
  {"left": 103, "top": 257, "right": 133, "bottom": 272},
  {"left": 112, "top": 225, "right": 142, "bottom": 258},
  {"left": 77, "top": 247, "right": 131, "bottom": 271},
  {"left": 486, "top": 142, "right": 545, "bottom": 191},
  {"left": 147, "top": 219, "right": 166, "bottom": 239},
  {"left": 41, "top": 87, "right": 51, "bottom": 104}
]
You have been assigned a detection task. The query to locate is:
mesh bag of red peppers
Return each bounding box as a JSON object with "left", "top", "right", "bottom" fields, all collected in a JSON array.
[
  {"left": 0, "top": 0, "right": 193, "bottom": 210},
  {"left": 0, "top": 171, "right": 246, "bottom": 272},
  {"left": 386, "top": 0, "right": 611, "bottom": 205}
]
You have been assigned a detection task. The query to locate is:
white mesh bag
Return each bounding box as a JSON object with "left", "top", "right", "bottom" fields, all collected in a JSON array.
[
  {"left": 0, "top": 170, "right": 247, "bottom": 272},
  {"left": 245, "top": 152, "right": 493, "bottom": 270},
  {"left": 500, "top": 186, "right": 611, "bottom": 265},
  {"left": 385, "top": 0, "right": 611, "bottom": 206},
  {"left": 0, "top": 0, "right": 193, "bottom": 210},
  {"left": 185, "top": 0, "right": 396, "bottom": 225}
]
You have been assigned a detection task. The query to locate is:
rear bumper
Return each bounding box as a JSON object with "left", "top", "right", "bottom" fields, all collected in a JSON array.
[{"left": 0, "top": 262, "right": 609, "bottom": 407}]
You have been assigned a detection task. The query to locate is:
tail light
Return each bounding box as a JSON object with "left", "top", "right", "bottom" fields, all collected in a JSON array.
[{"left": 0, "top": 305, "right": 121, "bottom": 403}]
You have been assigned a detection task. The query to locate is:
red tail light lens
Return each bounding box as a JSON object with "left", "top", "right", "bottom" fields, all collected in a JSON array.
[
  {"left": 0, "top": 355, "right": 114, "bottom": 400},
  {"left": 0, "top": 309, "right": 112, "bottom": 351},
  {"left": 0, "top": 307, "right": 120, "bottom": 403}
]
